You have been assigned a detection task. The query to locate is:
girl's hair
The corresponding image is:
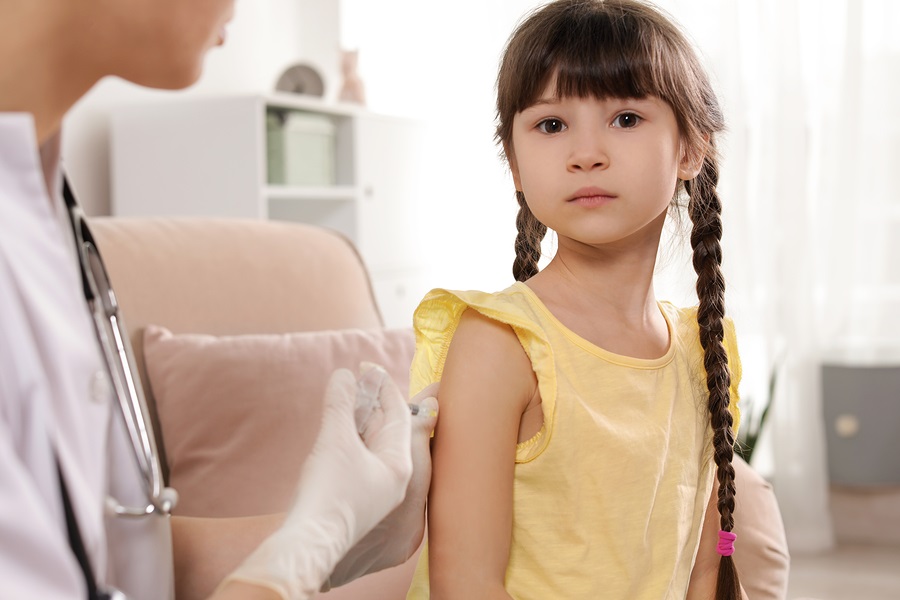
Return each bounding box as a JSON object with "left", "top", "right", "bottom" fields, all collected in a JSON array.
[{"left": 496, "top": 1, "right": 740, "bottom": 598}]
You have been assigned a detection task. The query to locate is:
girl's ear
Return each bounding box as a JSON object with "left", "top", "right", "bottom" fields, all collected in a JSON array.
[{"left": 677, "top": 136, "right": 708, "bottom": 180}]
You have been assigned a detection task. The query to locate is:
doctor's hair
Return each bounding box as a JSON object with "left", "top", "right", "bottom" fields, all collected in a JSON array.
[{"left": 496, "top": 1, "right": 740, "bottom": 597}]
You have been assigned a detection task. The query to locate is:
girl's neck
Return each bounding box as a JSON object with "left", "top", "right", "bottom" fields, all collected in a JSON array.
[
  {"left": 0, "top": 2, "right": 102, "bottom": 144},
  {"left": 530, "top": 249, "right": 659, "bottom": 320},
  {"left": 524, "top": 219, "right": 670, "bottom": 359}
]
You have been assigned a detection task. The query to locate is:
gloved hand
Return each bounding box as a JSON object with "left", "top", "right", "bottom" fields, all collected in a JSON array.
[
  {"left": 322, "top": 381, "right": 439, "bottom": 590},
  {"left": 220, "top": 364, "right": 414, "bottom": 600}
]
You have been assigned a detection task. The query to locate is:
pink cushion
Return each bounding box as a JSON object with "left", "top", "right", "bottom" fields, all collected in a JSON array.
[{"left": 142, "top": 324, "right": 416, "bottom": 518}]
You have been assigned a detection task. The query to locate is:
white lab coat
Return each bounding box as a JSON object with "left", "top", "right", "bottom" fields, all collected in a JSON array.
[{"left": 0, "top": 113, "right": 174, "bottom": 599}]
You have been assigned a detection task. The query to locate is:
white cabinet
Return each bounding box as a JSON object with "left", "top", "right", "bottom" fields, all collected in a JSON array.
[{"left": 110, "top": 94, "right": 430, "bottom": 327}]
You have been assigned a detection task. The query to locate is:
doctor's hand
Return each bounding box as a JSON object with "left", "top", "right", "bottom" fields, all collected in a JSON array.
[
  {"left": 220, "top": 364, "right": 414, "bottom": 600},
  {"left": 322, "top": 381, "right": 439, "bottom": 590}
]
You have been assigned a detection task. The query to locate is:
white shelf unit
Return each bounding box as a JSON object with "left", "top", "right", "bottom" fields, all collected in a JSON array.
[{"left": 110, "top": 94, "right": 431, "bottom": 328}]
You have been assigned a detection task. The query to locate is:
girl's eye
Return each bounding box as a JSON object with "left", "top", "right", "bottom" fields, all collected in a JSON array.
[
  {"left": 537, "top": 118, "right": 566, "bottom": 134},
  {"left": 612, "top": 113, "right": 642, "bottom": 128}
]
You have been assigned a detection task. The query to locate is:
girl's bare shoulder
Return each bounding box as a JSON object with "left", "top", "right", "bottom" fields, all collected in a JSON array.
[{"left": 442, "top": 307, "right": 537, "bottom": 415}]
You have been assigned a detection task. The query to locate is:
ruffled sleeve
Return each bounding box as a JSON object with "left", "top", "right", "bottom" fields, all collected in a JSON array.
[{"left": 410, "top": 286, "right": 558, "bottom": 462}]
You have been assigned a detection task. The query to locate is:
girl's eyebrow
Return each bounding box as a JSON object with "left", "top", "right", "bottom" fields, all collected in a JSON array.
[
  {"left": 520, "top": 95, "right": 661, "bottom": 115},
  {"left": 526, "top": 95, "right": 655, "bottom": 108},
  {"left": 523, "top": 97, "right": 561, "bottom": 110}
]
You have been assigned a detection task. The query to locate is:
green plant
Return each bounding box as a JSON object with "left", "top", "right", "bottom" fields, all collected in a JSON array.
[{"left": 735, "top": 363, "right": 778, "bottom": 464}]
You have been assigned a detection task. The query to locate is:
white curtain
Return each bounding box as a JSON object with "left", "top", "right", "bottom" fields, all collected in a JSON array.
[
  {"left": 681, "top": 0, "right": 900, "bottom": 553},
  {"left": 344, "top": 0, "right": 900, "bottom": 553}
]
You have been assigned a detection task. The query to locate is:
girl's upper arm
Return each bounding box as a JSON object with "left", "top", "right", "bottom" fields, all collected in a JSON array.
[{"left": 427, "top": 308, "right": 537, "bottom": 599}]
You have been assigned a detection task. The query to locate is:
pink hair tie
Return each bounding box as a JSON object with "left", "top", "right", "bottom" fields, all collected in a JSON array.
[{"left": 717, "top": 530, "right": 737, "bottom": 557}]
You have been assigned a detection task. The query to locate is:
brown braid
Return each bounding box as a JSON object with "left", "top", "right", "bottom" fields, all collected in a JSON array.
[
  {"left": 512, "top": 191, "right": 547, "bottom": 282},
  {"left": 685, "top": 156, "right": 741, "bottom": 600}
]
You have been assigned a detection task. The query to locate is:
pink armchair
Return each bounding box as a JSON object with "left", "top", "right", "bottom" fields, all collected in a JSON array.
[{"left": 90, "top": 217, "right": 789, "bottom": 599}]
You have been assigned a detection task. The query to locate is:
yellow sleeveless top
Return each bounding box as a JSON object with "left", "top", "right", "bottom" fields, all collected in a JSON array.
[{"left": 406, "top": 283, "right": 741, "bottom": 599}]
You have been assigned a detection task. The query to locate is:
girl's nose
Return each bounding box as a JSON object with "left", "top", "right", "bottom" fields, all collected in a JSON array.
[{"left": 567, "top": 132, "right": 608, "bottom": 172}]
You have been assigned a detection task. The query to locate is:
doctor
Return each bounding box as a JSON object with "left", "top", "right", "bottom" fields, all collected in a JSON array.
[{"left": 0, "top": 0, "right": 438, "bottom": 599}]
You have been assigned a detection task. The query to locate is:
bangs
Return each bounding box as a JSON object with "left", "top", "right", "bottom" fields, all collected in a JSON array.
[
  {"left": 499, "top": 1, "right": 685, "bottom": 118},
  {"left": 551, "top": 15, "right": 658, "bottom": 102}
]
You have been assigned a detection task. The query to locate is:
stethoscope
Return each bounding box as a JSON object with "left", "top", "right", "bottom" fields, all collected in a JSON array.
[{"left": 63, "top": 177, "right": 179, "bottom": 519}]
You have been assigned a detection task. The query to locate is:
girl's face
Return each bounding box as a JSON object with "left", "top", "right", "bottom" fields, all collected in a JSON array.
[
  {"left": 508, "top": 83, "right": 701, "bottom": 252},
  {"left": 99, "top": 0, "right": 235, "bottom": 89}
]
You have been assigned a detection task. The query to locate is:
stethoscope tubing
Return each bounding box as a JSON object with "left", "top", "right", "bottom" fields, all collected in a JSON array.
[{"left": 64, "top": 177, "right": 177, "bottom": 518}]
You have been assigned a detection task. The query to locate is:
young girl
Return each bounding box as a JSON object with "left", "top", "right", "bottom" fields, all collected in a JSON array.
[{"left": 407, "top": 0, "right": 745, "bottom": 598}]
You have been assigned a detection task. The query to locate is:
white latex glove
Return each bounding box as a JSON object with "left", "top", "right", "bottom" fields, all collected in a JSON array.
[
  {"left": 221, "top": 364, "right": 413, "bottom": 600},
  {"left": 322, "top": 381, "right": 439, "bottom": 590}
]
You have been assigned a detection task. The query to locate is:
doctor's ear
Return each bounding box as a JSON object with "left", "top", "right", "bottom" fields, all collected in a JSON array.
[{"left": 677, "top": 136, "right": 709, "bottom": 181}]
